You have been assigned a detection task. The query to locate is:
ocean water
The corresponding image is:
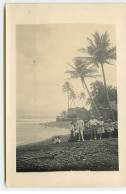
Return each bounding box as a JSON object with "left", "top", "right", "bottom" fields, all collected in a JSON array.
[
  {"left": 16, "top": 117, "right": 70, "bottom": 146},
  {"left": 16, "top": 117, "right": 56, "bottom": 124}
]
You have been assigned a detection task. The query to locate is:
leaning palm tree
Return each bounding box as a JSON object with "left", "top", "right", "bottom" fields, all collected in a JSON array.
[
  {"left": 79, "top": 32, "right": 116, "bottom": 121},
  {"left": 79, "top": 92, "right": 86, "bottom": 106},
  {"left": 62, "top": 82, "right": 73, "bottom": 116},
  {"left": 69, "top": 89, "right": 77, "bottom": 108},
  {"left": 66, "top": 58, "right": 101, "bottom": 117}
]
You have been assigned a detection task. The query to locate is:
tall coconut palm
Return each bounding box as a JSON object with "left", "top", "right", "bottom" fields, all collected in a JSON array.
[
  {"left": 66, "top": 58, "right": 101, "bottom": 117},
  {"left": 79, "top": 32, "right": 116, "bottom": 121},
  {"left": 69, "top": 89, "right": 77, "bottom": 108},
  {"left": 62, "top": 82, "right": 73, "bottom": 116},
  {"left": 79, "top": 92, "right": 86, "bottom": 106}
]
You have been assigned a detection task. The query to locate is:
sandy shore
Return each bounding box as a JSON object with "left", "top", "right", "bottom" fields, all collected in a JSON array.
[{"left": 17, "top": 122, "right": 70, "bottom": 146}]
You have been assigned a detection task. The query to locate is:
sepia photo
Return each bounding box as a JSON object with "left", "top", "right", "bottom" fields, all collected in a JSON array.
[
  {"left": 6, "top": 3, "right": 126, "bottom": 187},
  {"left": 16, "top": 24, "right": 118, "bottom": 172}
]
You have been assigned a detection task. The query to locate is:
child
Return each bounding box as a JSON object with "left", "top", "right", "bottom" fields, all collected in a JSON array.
[
  {"left": 69, "top": 120, "right": 77, "bottom": 142},
  {"left": 97, "top": 116, "right": 105, "bottom": 139},
  {"left": 53, "top": 136, "right": 61, "bottom": 144},
  {"left": 107, "top": 119, "right": 114, "bottom": 138},
  {"left": 70, "top": 121, "right": 75, "bottom": 136}
]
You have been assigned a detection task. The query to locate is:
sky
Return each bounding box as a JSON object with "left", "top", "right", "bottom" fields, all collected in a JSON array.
[{"left": 16, "top": 24, "right": 117, "bottom": 118}]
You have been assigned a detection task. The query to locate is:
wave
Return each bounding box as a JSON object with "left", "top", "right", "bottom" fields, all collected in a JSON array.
[{"left": 16, "top": 117, "right": 56, "bottom": 124}]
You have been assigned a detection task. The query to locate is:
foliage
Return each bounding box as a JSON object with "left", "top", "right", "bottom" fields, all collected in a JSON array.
[
  {"left": 66, "top": 58, "right": 101, "bottom": 116},
  {"left": 69, "top": 89, "right": 77, "bottom": 101},
  {"left": 66, "top": 58, "right": 99, "bottom": 80},
  {"left": 79, "top": 92, "right": 86, "bottom": 100},
  {"left": 79, "top": 32, "right": 116, "bottom": 121},
  {"left": 79, "top": 32, "right": 116, "bottom": 66},
  {"left": 60, "top": 110, "right": 68, "bottom": 118},
  {"left": 62, "top": 81, "right": 73, "bottom": 93},
  {"left": 86, "top": 81, "right": 117, "bottom": 108}
]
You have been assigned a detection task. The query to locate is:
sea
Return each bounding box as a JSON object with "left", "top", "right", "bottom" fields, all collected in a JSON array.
[{"left": 16, "top": 117, "right": 70, "bottom": 146}]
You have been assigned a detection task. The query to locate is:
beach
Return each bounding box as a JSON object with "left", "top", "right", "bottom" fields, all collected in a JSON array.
[
  {"left": 16, "top": 118, "right": 118, "bottom": 172},
  {"left": 16, "top": 137, "right": 118, "bottom": 172},
  {"left": 16, "top": 118, "right": 70, "bottom": 146}
]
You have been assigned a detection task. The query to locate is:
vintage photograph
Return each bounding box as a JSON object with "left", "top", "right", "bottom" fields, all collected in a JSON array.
[{"left": 16, "top": 24, "right": 118, "bottom": 172}]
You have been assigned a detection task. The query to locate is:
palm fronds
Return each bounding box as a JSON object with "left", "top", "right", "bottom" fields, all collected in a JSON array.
[{"left": 66, "top": 57, "right": 100, "bottom": 80}]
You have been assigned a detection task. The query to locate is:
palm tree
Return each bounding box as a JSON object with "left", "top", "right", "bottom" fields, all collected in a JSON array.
[
  {"left": 79, "top": 32, "right": 116, "bottom": 121},
  {"left": 69, "top": 89, "right": 77, "bottom": 108},
  {"left": 79, "top": 92, "right": 86, "bottom": 106},
  {"left": 66, "top": 58, "right": 101, "bottom": 117},
  {"left": 62, "top": 82, "right": 73, "bottom": 116}
]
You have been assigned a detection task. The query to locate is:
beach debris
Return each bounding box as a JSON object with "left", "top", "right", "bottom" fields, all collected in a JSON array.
[{"left": 52, "top": 136, "right": 61, "bottom": 144}]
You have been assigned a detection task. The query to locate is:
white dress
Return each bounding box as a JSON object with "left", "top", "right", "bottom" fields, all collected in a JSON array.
[{"left": 97, "top": 121, "right": 105, "bottom": 134}]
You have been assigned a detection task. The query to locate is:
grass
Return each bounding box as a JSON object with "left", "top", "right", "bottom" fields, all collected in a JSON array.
[{"left": 16, "top": 135, "right": 119, "bottom": 172}]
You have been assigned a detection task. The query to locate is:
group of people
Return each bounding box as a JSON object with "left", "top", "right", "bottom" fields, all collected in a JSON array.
[{"left": 69, "top": 115, "right": 116, "bottom": 142}]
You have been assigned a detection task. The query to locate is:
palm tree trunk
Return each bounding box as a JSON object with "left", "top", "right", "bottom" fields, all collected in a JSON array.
[
  {"left": 74, "top": 100, "right": 75, "bottom": 107},
  {"left": 70, "top": 99, "right": 73, "bottom": 108},
  {"left": 101, "top": 63, "right": 115, "bottom": 121},
  {"left": 81, "top": 78, "right": 101, "bottom": 117},
  {"left": 68, "top": 91, "right": 69, "bottom": 116}
]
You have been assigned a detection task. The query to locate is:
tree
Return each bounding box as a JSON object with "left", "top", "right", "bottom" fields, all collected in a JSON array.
[
  {"left": 62, "top": 82, "right": 73, "bottom": 116},
  {"left": 60, "top": 110, "right": 68, "bottom": 118},
  {"left": 86, "top": 81, "right": 117, "bottom": 120},
  {"left": 79, "top": 92, "right": 86, "bottom": 106},
  {"left": 86, "top": 81, "right": 117, "bottom": 107},
  {"left": 80, "top": 32, "right": 116, "bottom": 121},
  {"left": 66, "top": 58, "right": 101, "bottom": 117},
  {"left": 69, "top": 89, "right": 77, "bottom": 108}
]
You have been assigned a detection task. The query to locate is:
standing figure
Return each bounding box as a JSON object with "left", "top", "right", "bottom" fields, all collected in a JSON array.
[
  {"left": 84, "top": 120, "right": 89, "bottom": 130},
  {"left": 97, "top": 116, "right": 105, "bottom": 139},
  {"left": 88, "top": 115, "right": 99, "bottom": 140},
  {"left": 76, "top": 117, "right": 84, "bottom": 142},
  {"left": 70, "top": 121, "right": 75, "bottom": 137},
  {"left": 107, "top": 119, "right": 114, "bottom": 138},
  {"left": 69, "top": 120, "right": 76, "bottom": 142}
]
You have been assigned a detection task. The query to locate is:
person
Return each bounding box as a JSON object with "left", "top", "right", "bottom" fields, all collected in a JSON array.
[
  {"left": 84, "top": 120, "right": 89, "bottom": 130},
  {"left": 70, "top": 121, "right": 75, "bottom": 137},
  {"left": 69, "top": 120, "right": 78, "bottom": 142},
  {"left": 53, "top": 136, "right": 61, "bottom": 144},
  {"left": 97, "top": 116, "right": 105, "bottom": 139},
  {"left": 88, "top": 115, "right": 99, "bottom": 140},
  {"left": 107, "top": 119, "right": 114, "bottom": 138},
  {"left": 76, "top": 117, "right": 84, "bottom": 142}
]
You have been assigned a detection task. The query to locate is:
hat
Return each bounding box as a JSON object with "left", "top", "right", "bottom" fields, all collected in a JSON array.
[
  {"left": 107, "top": 119, "right": 112, "bottom": 122},
  {"left": 91, "top": 115, "right": 95, "bottom": 118},
  {"left": 99, "top": 116, "right": 103, "bottom": 120}
]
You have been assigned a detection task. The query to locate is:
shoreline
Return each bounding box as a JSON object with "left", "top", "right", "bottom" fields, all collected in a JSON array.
[
  {"left": 40, "top": 121, "right": 70, "bottom": 129},
  {"left": 17, "top": 122, "right": 70, "bottom": 147},
  {"left": 17, "top": 134, "right": 70, "bottom": 148}
]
